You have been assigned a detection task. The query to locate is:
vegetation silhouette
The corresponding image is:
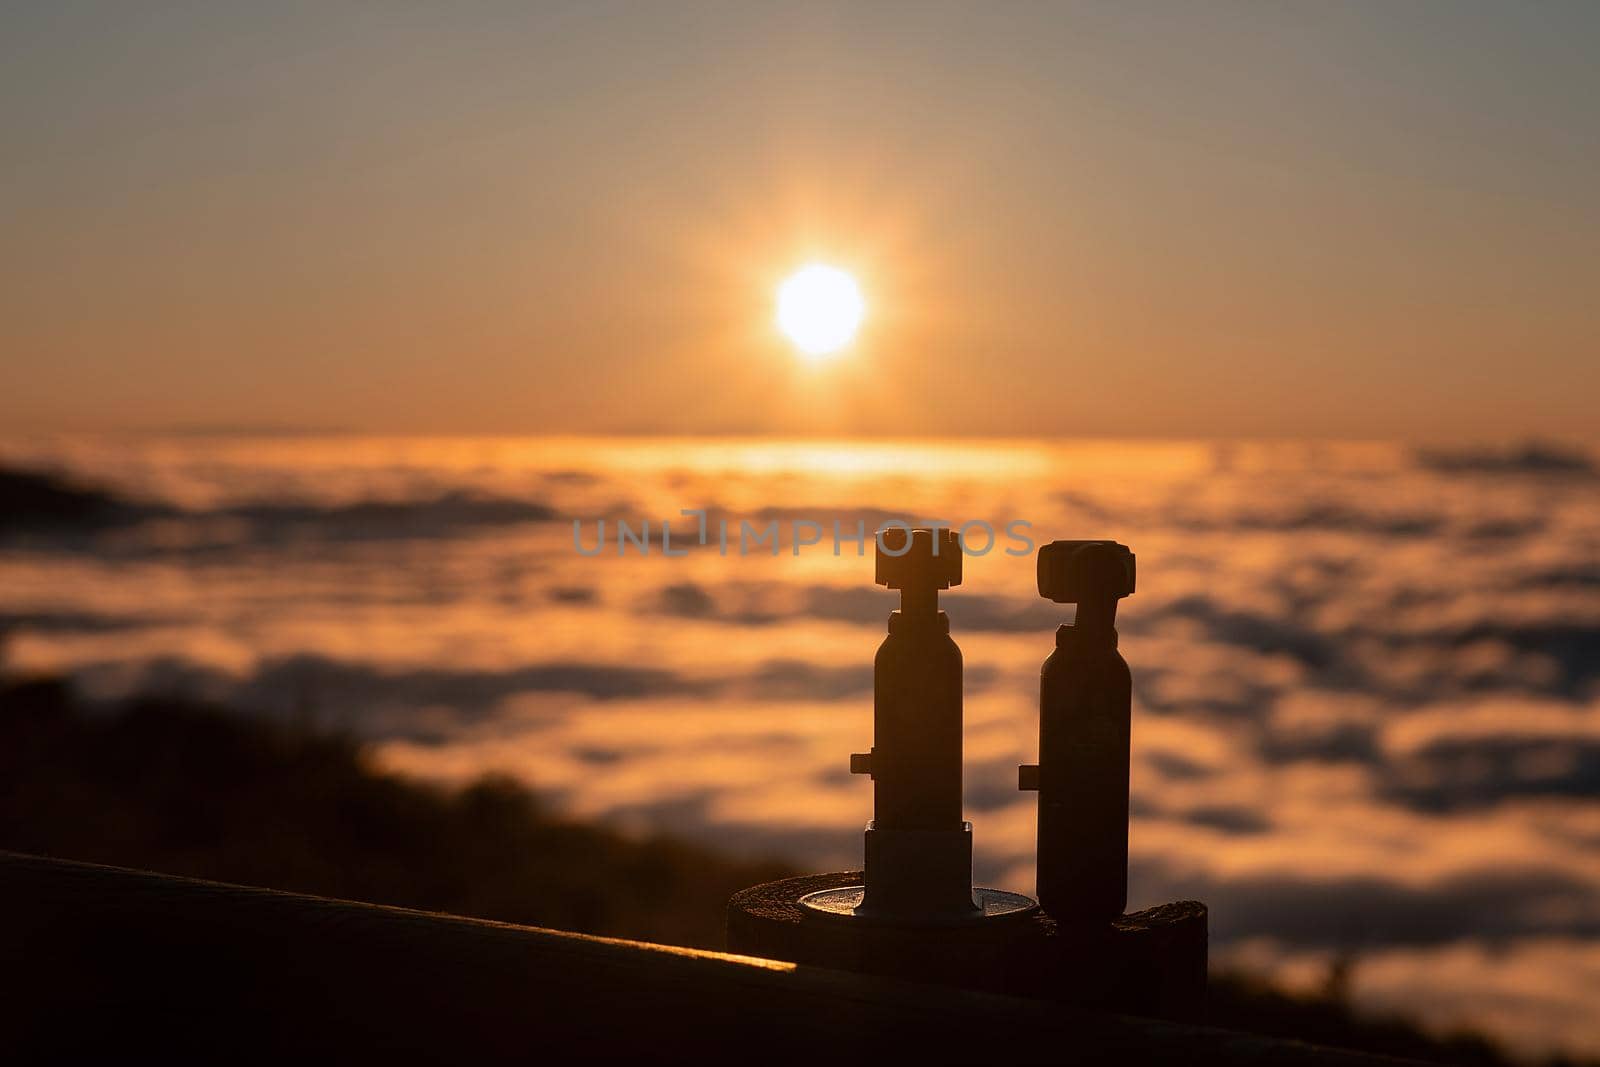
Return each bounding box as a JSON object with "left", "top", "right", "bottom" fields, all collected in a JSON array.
[{"left": 0, "top": 671, "right": 789, "bottom": 949}]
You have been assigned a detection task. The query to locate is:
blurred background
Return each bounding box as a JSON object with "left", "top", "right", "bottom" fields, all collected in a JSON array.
[{"left": 2, "top": 3, "right": 1597, "bottom": 1063}]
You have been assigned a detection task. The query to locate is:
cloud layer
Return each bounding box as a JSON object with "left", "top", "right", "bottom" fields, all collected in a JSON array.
[{"left": 2, "top": 436, "right": 1596, "bottom": 1058}]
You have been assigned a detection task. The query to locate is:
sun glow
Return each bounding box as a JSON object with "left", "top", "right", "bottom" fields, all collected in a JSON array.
[{"left": 776, "top": 264, "right": 865, "bottom": 359}]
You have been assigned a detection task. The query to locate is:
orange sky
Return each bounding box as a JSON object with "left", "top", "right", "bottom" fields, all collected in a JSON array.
[{"left": 2, "top": 2, "right": 1596, "bottom": 439}]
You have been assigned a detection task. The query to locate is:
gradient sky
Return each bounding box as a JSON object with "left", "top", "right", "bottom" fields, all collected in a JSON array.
[{"left": 2, "top": 1, "right": 1596, "bottom": 439}]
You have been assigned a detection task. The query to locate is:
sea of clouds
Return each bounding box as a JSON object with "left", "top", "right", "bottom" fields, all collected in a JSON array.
[{"left": 1, "top": 434, "right": 1596, "bottom": 1059}]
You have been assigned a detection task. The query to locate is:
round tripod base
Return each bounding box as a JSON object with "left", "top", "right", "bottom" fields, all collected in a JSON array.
[
  {"left": 728, "top": 872, "right": 1207, "bottom": 1021},
  {"left": 799, "top": 885, "right": 1038, "bottom": 925}
]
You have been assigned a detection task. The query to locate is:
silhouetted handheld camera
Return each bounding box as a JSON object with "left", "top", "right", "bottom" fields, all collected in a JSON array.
[
  {"left": 1021, "top": 540, "right": 1136, "bottom": 922},
  {"left": 806, "top": 527, "right": 1033, "bottom": 924}
]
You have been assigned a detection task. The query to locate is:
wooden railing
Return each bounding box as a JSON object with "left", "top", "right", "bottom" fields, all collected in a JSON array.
[{"left": 0, "top": 851, "right": 1402, "bottom": 1063}]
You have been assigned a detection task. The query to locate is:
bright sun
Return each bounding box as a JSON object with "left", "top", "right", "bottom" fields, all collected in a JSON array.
[{"left": 776, "top": 263, "right": 865, "bottom": 359}]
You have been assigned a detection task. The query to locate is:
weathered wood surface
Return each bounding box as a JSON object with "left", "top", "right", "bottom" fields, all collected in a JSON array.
[{"left": 0, "top": 851, "right": 1405, "bottom": 1064}]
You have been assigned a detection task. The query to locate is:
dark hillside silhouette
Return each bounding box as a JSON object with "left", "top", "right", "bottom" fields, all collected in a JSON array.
[
  {"left": 0, "top": 672, "right": 789, "bottom": 948},
  {"left": 0, "top": 465, "right": 161, "bottom": 533}
]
